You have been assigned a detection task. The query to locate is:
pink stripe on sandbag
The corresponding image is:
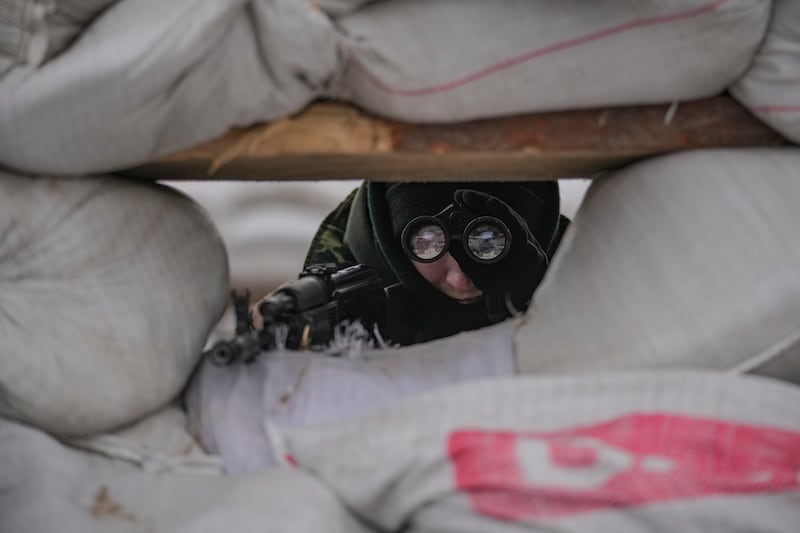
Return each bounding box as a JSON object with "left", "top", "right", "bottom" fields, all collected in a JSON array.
[
  {"left": 448, "top": 412, "right": 800, "bottom": 520},
  {"left": 351, "top": 0, "right": 731, "bottom": 97}
]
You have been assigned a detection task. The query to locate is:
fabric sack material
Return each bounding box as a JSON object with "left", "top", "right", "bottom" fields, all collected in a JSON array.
[
  {"left": 0, "top": 0, "right": 115, "bottom": 77},
  {"left": 516, "top": 148, "right": 800, "bottom": 386},
  {"left": 185, "top": 319, "right": 518, "bottom": 474},
  {"left": 0, "top": 0, "right": 338, "bottom": 175},
  {"left": 0, "top": 0, "right": 775, "bottom": 175},
  {"left": 279, "top": 371, "right": 800, "bottom": 533},
  {"left": 330, "top": 0, "right": 772, "bottom": 122},
  {"left": 0, "top": 414, "right": 371, "bottom": 533},
  {"left": 731, "top": 0, "right": 800, "bottom": 143},
  {"left": 0, "top": 172, "right": 229, "bottom": 436}
]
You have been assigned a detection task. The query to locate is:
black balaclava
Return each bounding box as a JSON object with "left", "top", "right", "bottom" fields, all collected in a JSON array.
[
  {"left": 383, "top": 182, "right": 561, "bottom": 253},
  {"left": 364, "top": 181, "right": 561, "bottom": 344}
]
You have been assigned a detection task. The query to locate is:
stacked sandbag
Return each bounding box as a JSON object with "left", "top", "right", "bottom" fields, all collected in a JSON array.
[
  {"left": 0, "top": 415, "right": 370, "bottom": 533},
  {"left": 0, "top": 0, "right": 115, "bottom": 76},
  {"left": 278, "top": 372, "right": 800, "bottom": 532},
  {"left": 0, "top": 172, "right": 229, "bottom": 436},
  {"left": 185, "top": 320, "right": 518, "bottom": 473},
  {"left": 0, "top": 0, "right": 774, "bottom": 175},
  {"left": 516, "top": 148, "right": 800, "bottom": 385},
  {"left": 0, "top": 0, "right": 338, "bottom": 175},
  {"left": 731, "top": 0, "right": 800, "bottom": 143},
  {"left": 331, "top": 0, "right": 772, "bottom": 122}
]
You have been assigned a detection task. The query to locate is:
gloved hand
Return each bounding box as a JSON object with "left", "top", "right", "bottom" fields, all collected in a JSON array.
[{"left": 451, "top": 189, "right": 548, "bottom": 321}]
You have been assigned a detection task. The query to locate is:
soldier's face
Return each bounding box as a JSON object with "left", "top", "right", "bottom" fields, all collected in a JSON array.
[{"left": 412, "top": 252, "right": 483, "bottom": 303}]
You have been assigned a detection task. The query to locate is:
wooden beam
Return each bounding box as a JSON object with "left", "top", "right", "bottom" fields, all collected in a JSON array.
[{"left": 120, "top": 96, "right": 787, "bottom": 182}]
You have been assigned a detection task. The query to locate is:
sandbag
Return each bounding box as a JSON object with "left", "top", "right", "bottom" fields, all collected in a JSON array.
[
  {"left": 331, "top": 0, "right": 772, "bottom": 122},
  {"left": 0, "top": 0, "right": 337, "bottom": 174},
  {"left": 0, "top": 172, "right": 228, "bottom": 436},
  {"left": 185, "top": 319, "right": 517, "bottom": 473},
  {"left": 279, "top": 372, "right": 800, "bottom": 532},
  {"left": 0, "top": 415, "right": 370, "bottom": 533},
  {"left": 516, "top": 148, "right": 800, "bottom": 384},
  {"left": 0, "top": 0, "right": 773, "bottom": 175},
  {"left": 730, "top": 0, "right": 800, "bottom": 143},
  {"left": 0, "top": 0, "right": 115, "bottom": 76}
]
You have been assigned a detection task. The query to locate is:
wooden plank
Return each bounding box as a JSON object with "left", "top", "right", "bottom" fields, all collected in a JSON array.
[{"left": 120, "top": 96, "right": 787, "bottom": 182}]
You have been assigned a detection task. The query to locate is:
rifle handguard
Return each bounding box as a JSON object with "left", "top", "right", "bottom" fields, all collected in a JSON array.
[{"left": 203, "top": 264, "right": 386, "bottom": 365}]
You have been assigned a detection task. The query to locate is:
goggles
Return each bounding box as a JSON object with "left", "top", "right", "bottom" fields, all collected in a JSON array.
[{"left": 400, "top": 203, "right": 511, "bottom": 264}]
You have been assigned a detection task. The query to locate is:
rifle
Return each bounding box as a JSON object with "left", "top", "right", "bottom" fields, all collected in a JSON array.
[{"left": 203, "top": 263, "right": 387, "bottom": 366}]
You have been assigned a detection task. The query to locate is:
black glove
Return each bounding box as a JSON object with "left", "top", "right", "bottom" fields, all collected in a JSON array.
[{"left": 451, "top": 189, "right": 548, "bottom": 322}]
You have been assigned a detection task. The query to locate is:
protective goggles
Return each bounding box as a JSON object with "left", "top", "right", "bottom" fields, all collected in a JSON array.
[{"left": 400, "top": 203, "right": 511, "bottom": 264}]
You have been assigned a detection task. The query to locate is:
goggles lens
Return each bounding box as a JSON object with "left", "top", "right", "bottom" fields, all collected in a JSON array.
[
  {"left": 408, "top": 223, "right": 447, "bottom": 261},
  {"left": 466, "top": 222, "right": 507, "bottom": 262}
]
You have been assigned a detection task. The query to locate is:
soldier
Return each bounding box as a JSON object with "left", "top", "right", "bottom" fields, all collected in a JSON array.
[{"left": 304, "top": 181, "right": 570, "bottom": 345}]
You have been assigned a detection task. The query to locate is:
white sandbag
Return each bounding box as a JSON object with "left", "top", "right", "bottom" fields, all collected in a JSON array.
[
  {"left": 67, "top": 404, "right": 217, "bottom": 470},
  {"left": 185, "top": 320, "right": 518, "bottom": 473},
  {"left": 0, "top": 0, "right": 773, "bottom": 176},
  {"left": 0, "top": 0, "right": 114, "bottom": 76},
  {"left": 0, "top": 0, "right": 338, "bottom": 174},
  {"left": 730, "top": 0, "right": 800, "bottom": 143},
  {"left": 0, "top": 172, "right": 228, "bottom": 436},
  {"left": 516, "top": 148, "right": 800, "bottom": 385},
  {"left": 0, "top": 416, "right": 371, "bottom": 533},
  {"left": 331, "top": 0, "right": 772, "bottom": 122},
  {"left": 278, "top": 372, "right": 800, "bottom": 532}
]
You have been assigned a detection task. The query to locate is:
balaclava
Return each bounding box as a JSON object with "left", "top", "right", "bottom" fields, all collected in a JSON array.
[
  {"left": 383, "top": 182, "right": 561, "bottom": 256},
  {"left": 367, "top": 181, "right": 561, "bottom": 344}
]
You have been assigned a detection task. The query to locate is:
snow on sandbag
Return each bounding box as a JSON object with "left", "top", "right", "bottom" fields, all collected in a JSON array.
[
  {"left": 0, "top": 416, "right": 370, "bottom": 533},
  {"left": 0, "top": 0, "right": 115, "bottom": 76},
  {"left": 516, "top": 148, "right": 800, "bottom": 384},
  {"left": 330, "top": 0, "right": 772, "bottom": 122},
  {"left": 185, "top": 320, "right": 518, "bottom": 474},
  {"left": 0, "top": 0, "right": 338, "bottom": 175},
  {"left": 0, "top": 172, "right": 228, "bottom": 436},
  {"left": 730, "top": 0, "right": 800, "bottom": 143},
  {"left": 278, "top": 372, "right": 800, "bottom": 532}
]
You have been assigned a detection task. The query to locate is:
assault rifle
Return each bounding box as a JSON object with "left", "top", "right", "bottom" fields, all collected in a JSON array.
[{"left": 203, "top": 263, "right": 387, "bottom": 366}]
